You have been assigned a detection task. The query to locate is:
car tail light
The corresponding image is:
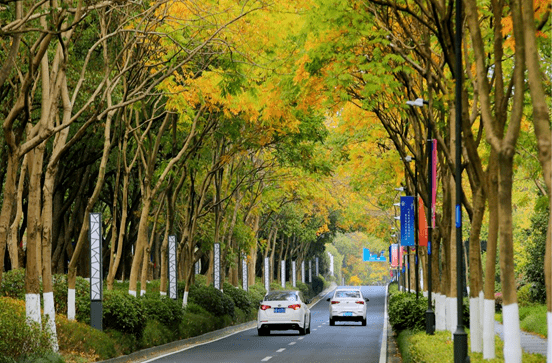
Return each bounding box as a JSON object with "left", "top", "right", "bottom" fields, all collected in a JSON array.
[
  {"left": 355, "top": 300, "right": 365, "bottom": 305},
  {"left": 331, "top": 300, "right": 340, "bottom": 304},
  {"left": 288, "top": 304, "right": 301, "bottom": 310},
  {"left": 260, "top": 305, "right": 271, "bottom": 310}
]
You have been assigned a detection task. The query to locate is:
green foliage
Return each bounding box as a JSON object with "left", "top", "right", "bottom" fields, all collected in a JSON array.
[
  {"left": 52, "top": 274, "right": 90, "bottom": 317},
  {"left": 388, "top": 292, "right": 427, "bottom": 332},
  {"left": 247, "top": 283, "right": 267, "bottom": 306},
  {"left": 141, "top": 294, "right": 184, "bottom": 331},
  {"left": 0, "top": 269, "right": 28, "bottom": 300},
  {"left": 140, "top": 320, "right": 174, "bottom": 348},
  {"left": 102, "top": 290, "right": 147, "bottom": 338},
  {"left": 188, "top": 284, "right": 235, "bottom": 317},
  {"left": 295, "top": 282, "right": 311, "bottom": 300},
  {"left": 223, "top": 282, "right": 253, "bottom": 313},
  {"left": 311, "top": 275, "right": 326, "bottom": 295},
  {"left": 56, "top": 315, "right": 116, "bottom": 360},
  {"left": 517, "top": 284, "right": 532, "bottom": 307},
  {"left": 398, "top": 329, "right": 546, "bottom": 363},
  {"left": 178, "top": 310, "right": 217, "bottom": 339},
  {"left": 521, "top": 198, "right": 549, "bottom": 304},
  {"left": 519, "top": 304, "right": 548, "bottom": 338},
  {"left": 0, "top": 297, "right": 53, "bottom": 362}
]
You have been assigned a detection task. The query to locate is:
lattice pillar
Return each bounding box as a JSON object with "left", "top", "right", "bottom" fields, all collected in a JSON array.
[
  {"left": 214, "top": 243, "right": 221, "bottom": 290},
  {"left": 168, "top": 235, "right": 177, "bottom": 300},
  {"left": 89, "top": 213, "right": 102, "bottom": 331}
]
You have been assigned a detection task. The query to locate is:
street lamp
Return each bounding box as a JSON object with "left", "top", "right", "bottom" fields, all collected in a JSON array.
[{"left": 407, "top": 97, "right": 435, "bottom": 335}]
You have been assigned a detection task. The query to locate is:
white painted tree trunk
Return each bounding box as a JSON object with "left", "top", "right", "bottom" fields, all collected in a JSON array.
[
  {"left": 26, "top": 293, "right": 42, "bottom": 324},
  {"left": 470, "top": 293, "right": 482, "bottom": 352},
  {"left": 435, "top": 293, "right": 447, "bottom": 331},
  {"left": 502, "top": 303, "right": 522, "bottom": 363},
  {"left": 483, "top": 298, "right": 496, "bottom": 359},
  {"left": 182, "top": 291, "right": 189, "bottom": 307},
  {"left": 129, "top": 290, "right": 136, "bottom": 297},
  {"left": 67, "top": 288, "right": 75, "bottom": 320},
  {"left": 43, "top": 292, "right": 59, "bottom": 352},
  {"left": 160, "top": 291, "right": 167, "bottom": 296},
  {"left": 447, "top": 296, "right": 456, "bottom": 335},
  {"left": 140, "top": 289, "right": 146, "bottom": 297}
]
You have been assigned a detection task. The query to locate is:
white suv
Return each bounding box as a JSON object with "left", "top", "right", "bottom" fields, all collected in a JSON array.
[{"left": 327, "top": 288, "right": 369, "bottom": 326}]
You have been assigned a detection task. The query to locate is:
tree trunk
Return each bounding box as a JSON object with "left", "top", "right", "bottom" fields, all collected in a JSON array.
[{"left": 483, "top": 151, "right": 500, "bottom": 358}]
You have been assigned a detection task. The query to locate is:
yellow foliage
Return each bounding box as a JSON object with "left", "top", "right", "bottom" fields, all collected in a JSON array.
[{"left": 349, "top": 275, "right": 362, "bottom": 286}]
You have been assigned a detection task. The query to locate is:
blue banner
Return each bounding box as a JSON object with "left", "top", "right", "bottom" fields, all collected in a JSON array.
[{"left": 400, "top": 196, "right": 415, "bottom": 246}]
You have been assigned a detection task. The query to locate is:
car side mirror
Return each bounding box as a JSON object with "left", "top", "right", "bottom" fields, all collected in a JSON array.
[
  {"left": 326, "top": 298, "right": 330, "bottom": 301},
  {"left": 365, "top": 298, "right": 369, "bottom": 302}
]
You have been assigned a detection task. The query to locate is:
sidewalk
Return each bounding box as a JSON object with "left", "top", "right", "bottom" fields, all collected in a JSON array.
[{"left": 494, "top": 321, "right": 548, "bottom": 357}]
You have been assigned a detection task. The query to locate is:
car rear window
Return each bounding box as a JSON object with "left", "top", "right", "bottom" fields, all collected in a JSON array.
[
  {"left": 335, "top": 290, "right": 361, "bottom": 298},
  {"left": 264, "top": 292, "right": 298, "bottom": 301}
]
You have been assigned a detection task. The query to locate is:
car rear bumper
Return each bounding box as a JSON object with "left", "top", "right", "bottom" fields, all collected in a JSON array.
[{"left": 258, "top": 322, "right": 304, "bottom": 331}]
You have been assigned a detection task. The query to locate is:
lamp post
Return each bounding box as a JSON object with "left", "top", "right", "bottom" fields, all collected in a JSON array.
[
  {"left": 407, "top": 97, "right": 435, "bottom": 335},
  {"left": 453, "top": 0, "right": 468, "bottom": 358}
]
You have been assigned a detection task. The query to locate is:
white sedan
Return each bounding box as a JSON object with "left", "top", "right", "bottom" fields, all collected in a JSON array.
[
  {"left": 327, "top": 287, "right": 369, "bottom": 326},
  {"left": 257, "top": 290, "right": 311, "bottom": 336}
]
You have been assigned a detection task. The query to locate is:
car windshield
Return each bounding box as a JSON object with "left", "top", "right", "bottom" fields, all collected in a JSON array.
[
  {"left": 264, "top": 292, "right": 298, "bottom": 301},
  {"left": 334, "top": 290, "right": 361, "bottom": 298}
]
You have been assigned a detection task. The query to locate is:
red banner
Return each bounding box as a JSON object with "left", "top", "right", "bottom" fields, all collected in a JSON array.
[{"left": 418, "top": 196, "right": 428, "bottom": 246}]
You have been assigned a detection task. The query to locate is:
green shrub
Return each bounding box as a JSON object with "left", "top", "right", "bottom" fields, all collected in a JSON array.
[
  {"left": 188, "top": 284, "right": 235, "bottom": 317},
  {"left": 223, "top": 282, "right": 253, "bottom": 313},
  {"left": 246, "top": 283, "right": 266, "bottom": 306},
  {"left": 141, "top": 294, "right": 183, "bottom": 330},
  {"left": 295, "top": 282, "right": 311, "bottom": 299},
  {"left": 311, "top": 275, "right": 326, "bottom": 295},
  {"left": 517, "top": 284, "right": 532, "bottom": 307},
  {"left": 140, "top": 319, "right": 174, "bottom": 348},
  {"left": 52, "top": 274, "right": 90, "bottom": 318},
  {"left": 184, "top": 302, "right": 209, "bottom": 316},
  {"left": 178, "top": 311, "right": 217, "bottom": 339},
  {"left": 519, "top": 304, "right": 547, "bottom": 337},
  {"left": 0, "top": 297, "right": 53, "bottom": 361},
  {"left": 102, "top": 290, "right": 147, "bottom": 338},
  {"left": 56, "top": 314, "right": 116, "bottom": 360},
  {"left": 105, "top": 329, "right": 139, "bottom": 356},
  {"left": 0, "top": 269, "right": 29, "bottom": 300},
  {"left": 388, "top": 293, "right": 427, "bottom": 332}
]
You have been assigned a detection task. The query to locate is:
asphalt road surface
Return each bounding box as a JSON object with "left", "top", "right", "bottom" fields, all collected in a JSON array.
[{"left": 144, "top": 286, "right": 386, "bottom": 363}]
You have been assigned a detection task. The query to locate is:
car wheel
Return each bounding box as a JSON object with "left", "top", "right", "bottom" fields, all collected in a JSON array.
[
  {"left": 306, "top": 314, "right": 311, "bottom": 334},
  {"left": 299, "top": 325, "right": 307, "bottom": 335},
  {"left": 258, "top": 327, "right": 269, "bottom": 336},
  {"left": 330, "top": 317, "right": 335, "bottom": 326},
  {"left": 362, "top": 318, "right": 367, "bottom": 326}
]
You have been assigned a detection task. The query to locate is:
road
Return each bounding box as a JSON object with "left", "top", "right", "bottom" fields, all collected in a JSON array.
[{"left": 143, "top": 286, "right": 386, "bottom": 363}]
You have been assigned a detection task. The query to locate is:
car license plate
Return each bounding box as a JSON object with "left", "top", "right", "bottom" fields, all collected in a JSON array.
[
  {"left": 274, "top": 308, "right": 286, "bottom": 313},
  {"left": 343, "top": 312, "right": 353, "bottom": 317}
]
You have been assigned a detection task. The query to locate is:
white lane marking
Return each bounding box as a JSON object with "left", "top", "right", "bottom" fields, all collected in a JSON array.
[
  {"left": 262, "top": 357, "right": 272, "bottom": 361},
  {"left": 276, "top": 348, "right": 286, "bottom": 352},
  {"left": 288, "top": 342, "right": 296, "bottom": 346},
  {"left": 298, "top": 337, "right": 305, "bottom": 340},
  {"left": 318, "top": 325, "right": 322, "bottom": 328},
  {"left": 313, "top": 329, "right": 317, "bottom": 331}
]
